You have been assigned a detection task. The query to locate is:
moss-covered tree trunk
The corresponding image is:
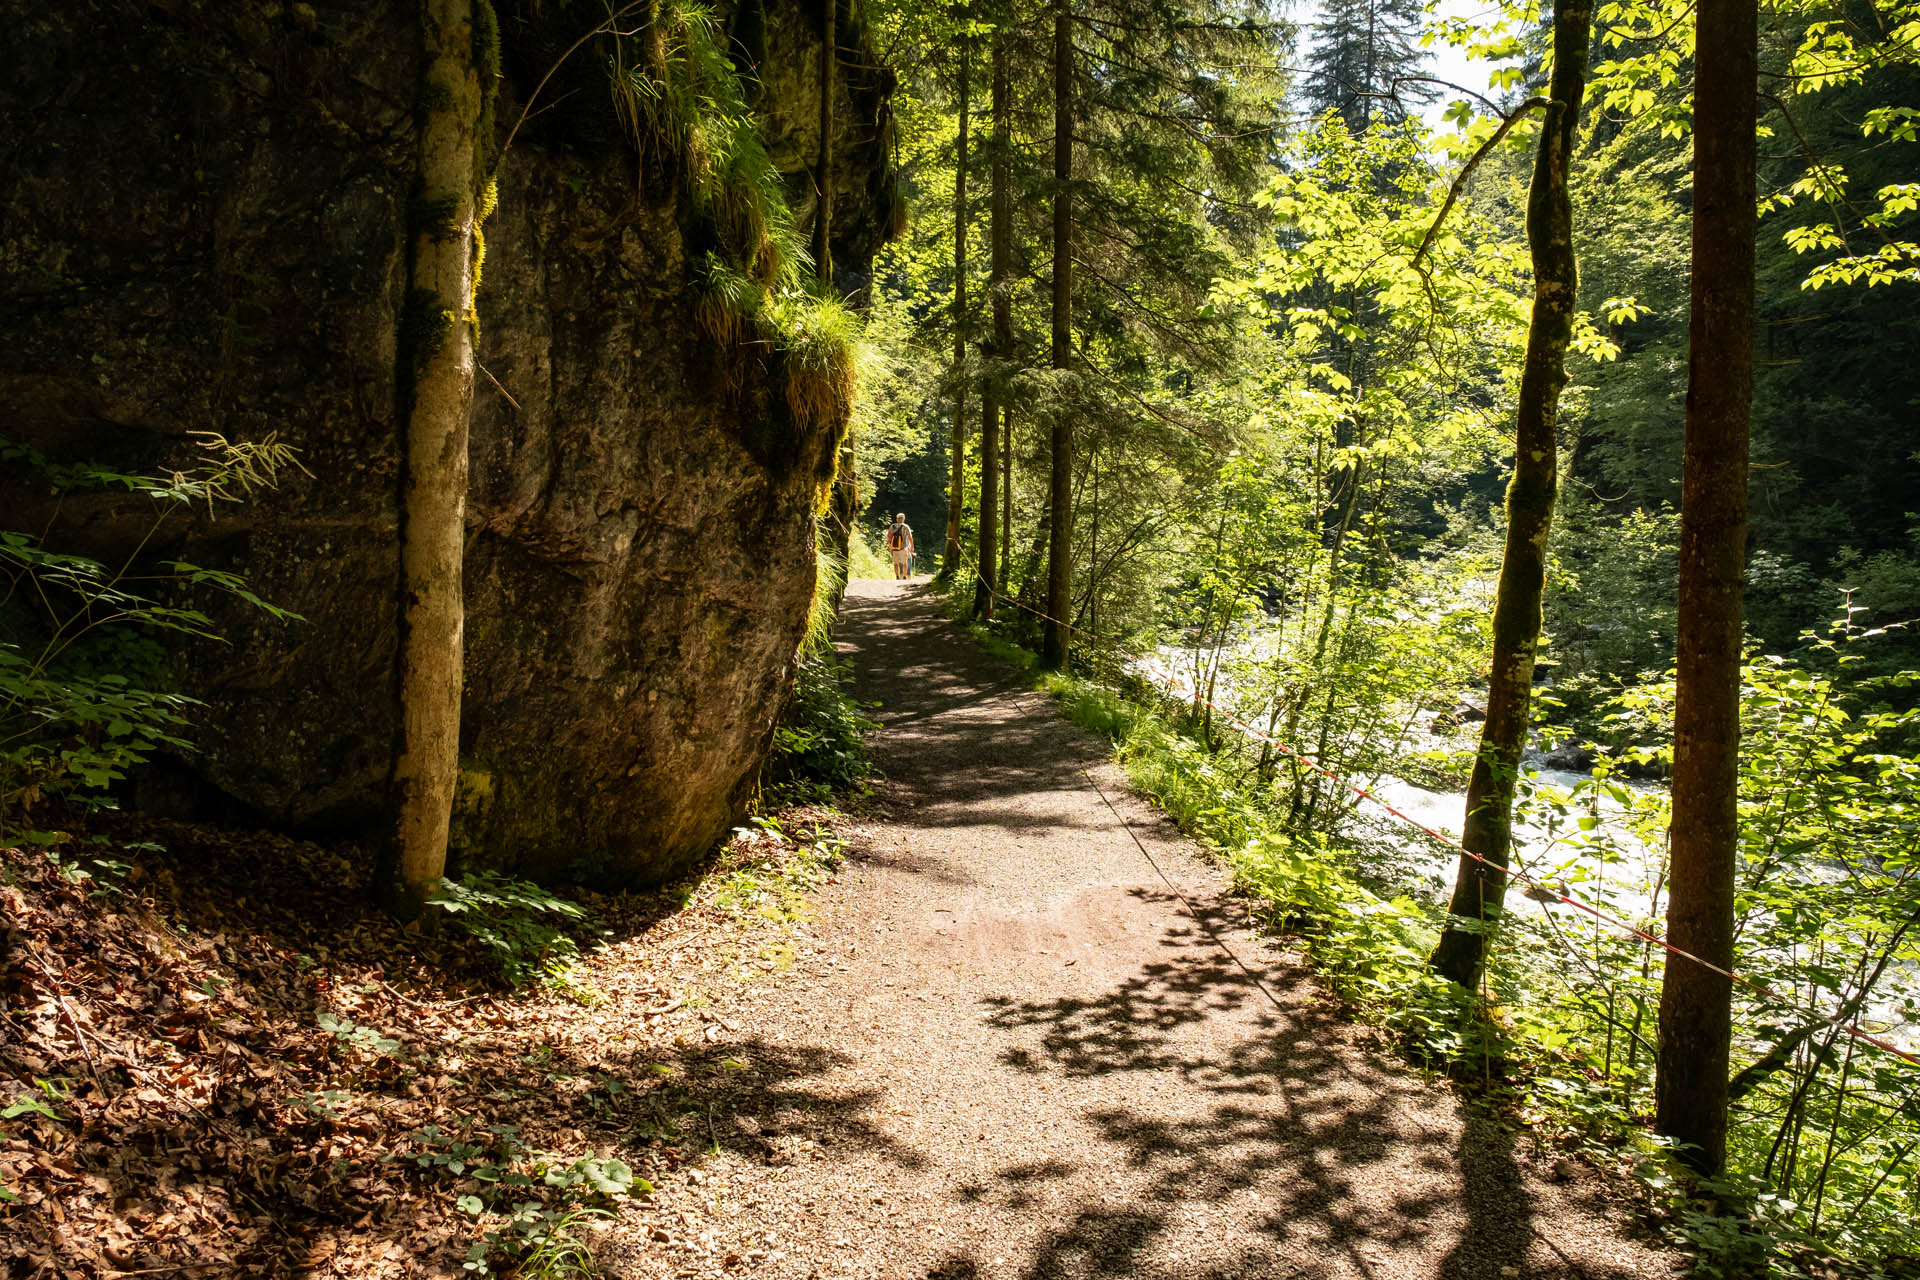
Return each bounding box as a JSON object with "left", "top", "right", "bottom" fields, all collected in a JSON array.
[
  {"left": 972, "top": 29, "right": 1010, "bottom": 619},
  {"left": 823, "top": 436, "right": 858, "bottom": 613},
  {"left": 1656, "top": 0, "right": 1757, "bottom": 1179},
  {"left": 391, "top": 0, "right": 486, "bottom": 919},
  {"left": 1000, "top": 403, "right": 1012, "bottom": 587},
  {"left": 1429, "top": 0, "right": 1591, "bottom": 986},
  {"left": 812, "top": 0, "right": 836, "bottom": 288},
  {"left": 942, "top": 26, "right": 970, "bottom": 579},
  {"left": 1041, "top": 0, "right": 1073, "bottom": 669}
]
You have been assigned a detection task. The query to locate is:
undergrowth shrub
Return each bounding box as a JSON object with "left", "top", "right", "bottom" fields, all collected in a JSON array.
[
  {"left": 427, "top": 872, "right": 589, "bottom": 987},
  {"left": 846, "top": 525, "right": 891, "bottom": 580},
  {"left": 764, "top": 656, "right": 873, "bottom": 805},
  {"left": 708, "top": 814, "right": 845, "bottom": 925},
  {"left": 762, "top": 539, "right": 875, "bottom": 806},
  {"left": 399, "top": 1117, "right": 641, "bottom": 1277},
  {"left": 0, "top": 434, "right": 301, "bottom": 844}
]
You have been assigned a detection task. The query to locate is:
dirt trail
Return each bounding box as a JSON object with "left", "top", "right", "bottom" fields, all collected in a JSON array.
[{"left": 603, "top": 578, "right": 1672, "bottom": 1280}]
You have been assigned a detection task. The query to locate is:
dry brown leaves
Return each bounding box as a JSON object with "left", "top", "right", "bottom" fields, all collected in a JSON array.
[{"left": 0, "top": 807, "right": 858, "bottom": 1280}]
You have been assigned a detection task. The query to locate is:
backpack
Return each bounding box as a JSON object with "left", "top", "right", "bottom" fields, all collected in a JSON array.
[{"left": 886, "top": 523, "right": 909, "bottom": 550}]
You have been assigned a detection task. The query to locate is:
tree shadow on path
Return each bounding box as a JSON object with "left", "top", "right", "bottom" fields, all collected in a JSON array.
[
  {"left": 838, "top": 583, "right": 1664, "bottom": 1280},
  {"left": 945, "top": 898, "right": 1651, "bottom": 1280}
]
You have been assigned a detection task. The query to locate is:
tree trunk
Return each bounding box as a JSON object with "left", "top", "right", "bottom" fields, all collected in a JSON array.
[
  {"left": 1429, "top": 0, "right": 1591, "bottom": 986},
  {"left": 1042, "top": 0, "right": 1074, "bottom": 669},
  {"left": 812, "top": 0, "right": 835, "bottom": 289},
  {"left": 973, "top": 393, "right": 1000, "bottom": 616},
  {"left": 1656, "top": 0, "right": 1757, "bottom": 1179},
  {"left": 1000, "top": 404, "right": 1012, "bottom": 588},
  {"left": 942, "top": 24, "right": 969, "bottom": 578},
  {"left": 971, "top": 29, "right": 1010, "bottom": 619},
  {"left": 1018, "top": 507, "right": 1048, "bottom": 607},
  {"left": 390, "top": 0, "right": 483, "bottom": 918},
  {"left": 1088, "top": 445, "right": 1098, "bottom": 641},
  {"left": 823, "top": 436, "right": 858, "bottom": 612}
]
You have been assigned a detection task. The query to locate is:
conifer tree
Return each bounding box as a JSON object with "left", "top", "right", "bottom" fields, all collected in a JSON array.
[
  {"left": 1042, "top": 0, "right": 1074, "bottom": 667},
  {"left": 1036, "top": 0, "right": 1280, "bottom": 664},
  {"left": 1302, "top": 0, "right": 1434, "bottom": 131},
  {"left": 944, "top": 26, "right": 971, "bottom": 577},
  {"left": 973, "top": 24, "right": 1012, "bottom": 619}
]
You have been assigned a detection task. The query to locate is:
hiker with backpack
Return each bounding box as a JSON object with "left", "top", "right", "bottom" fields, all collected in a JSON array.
[{"left": 884, "top": 513, "right": 915, "bottom": 580}]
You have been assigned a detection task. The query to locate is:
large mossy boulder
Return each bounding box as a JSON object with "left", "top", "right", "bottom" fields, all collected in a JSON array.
[{"left": 0, "top": 0, "right": 896, "bottom": 884}]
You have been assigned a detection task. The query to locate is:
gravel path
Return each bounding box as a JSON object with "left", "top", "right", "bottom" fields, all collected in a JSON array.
[{"left": 601, "top": 578, "right": 1674, "bottom": 1280}]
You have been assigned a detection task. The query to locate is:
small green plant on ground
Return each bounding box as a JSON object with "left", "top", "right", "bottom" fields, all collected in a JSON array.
[
  {"left": 708, "top": 815, "right": 845, "bottom": 924},
  {"left": 399, "top": 1119, "right": 644, "bottom": 1277},
  {"left": 317, "top": 1010, "right": 403, "bottom": 1059},
  {"left": 764, "top": 654, "right": 874, "bottom": 806},
  {"left": 762, "top": 536, "right": 875, "bottom": 807},
  {"left": 427, "top": 871, "right": 590, "bottom": 987}
]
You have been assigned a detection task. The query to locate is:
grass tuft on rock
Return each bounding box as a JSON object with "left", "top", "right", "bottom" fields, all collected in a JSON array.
[{"left": 767, "top": 293, "right": 859, "bottom": 438}]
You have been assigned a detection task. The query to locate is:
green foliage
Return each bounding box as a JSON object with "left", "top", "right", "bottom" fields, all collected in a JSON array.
[
  {"left": 1543, "top": 495, "right": 1679, "bottom": 701},
  {"left": 400, "top": 1118, "right": 641, "bottom": 1277},
  {"left": 805, "top": 540, "right": 846, "bottom": 657},
  {"left": 613, "top": 0, "right": 805, "bottom": 287},
  {"left": 1303, "top": 0, "right": 1433, "bottom": 132},
  {"left": 845, "top": 524, "right": 892, "bottom": 580},
  {"left": 1466, "top": 615, "right": 1920, "bottom": 1272},
  {"left": 0, "top": 434, "right": 301, "bottom": 841},
  {"left": 2, "top": 1079, "right": 70, "bottom": 1204},
  {"left": 709, "top": 815, "right": 845, "bottom": 924},
  {"left": 1572, "top": 0, "right": 1920, "bottom": 659},
  {"left": 762, "top": 654, "right": 874, "bottom": 806},
  {"left": 427, "top": 872, "right": 589, "bottom": 987},
  {"left": 596, "top": 0, "right": 872, "bottom": 498},
  {"left": 289, "top": 1089, "right": 353, "bottom": 1121},
  {"left": 317, "top": 1010, "right": 403, "bottom": 1058},
  {"left": 766, "top": 291, "right": 861, "bottom": 446}
]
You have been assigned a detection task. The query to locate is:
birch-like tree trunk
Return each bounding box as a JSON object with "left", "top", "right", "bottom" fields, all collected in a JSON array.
[
  {"left": 1429, "top": 0, "right": 1592, "bottom": 986},
  {"left": 1657, "top": 0, "right": 1757, "bottom": 1178},
  {"left": 391, "top": 0, "right": 482, "bottom": 918}
]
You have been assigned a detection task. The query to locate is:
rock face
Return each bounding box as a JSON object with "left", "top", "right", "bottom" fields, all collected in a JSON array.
[{"left": 0, "top": 0, "right": 895, "bottom": 884}]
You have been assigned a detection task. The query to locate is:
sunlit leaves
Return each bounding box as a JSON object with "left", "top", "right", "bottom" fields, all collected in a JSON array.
[
  {"left": 1584, "top": 0, "right": 1919, "bottom": 290},
  {"left": 1800, "top": 242, "right": 1920, "bottom": 288},
  {"left": 1600, "top": 295, "right": 1652, "bottom": 325},
  {"left": 1862, "top": 105, "right": 1920, "bottom": 142},
  {"left": 1570, "top": 312, "right": 1624, "bottom": 362}
]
